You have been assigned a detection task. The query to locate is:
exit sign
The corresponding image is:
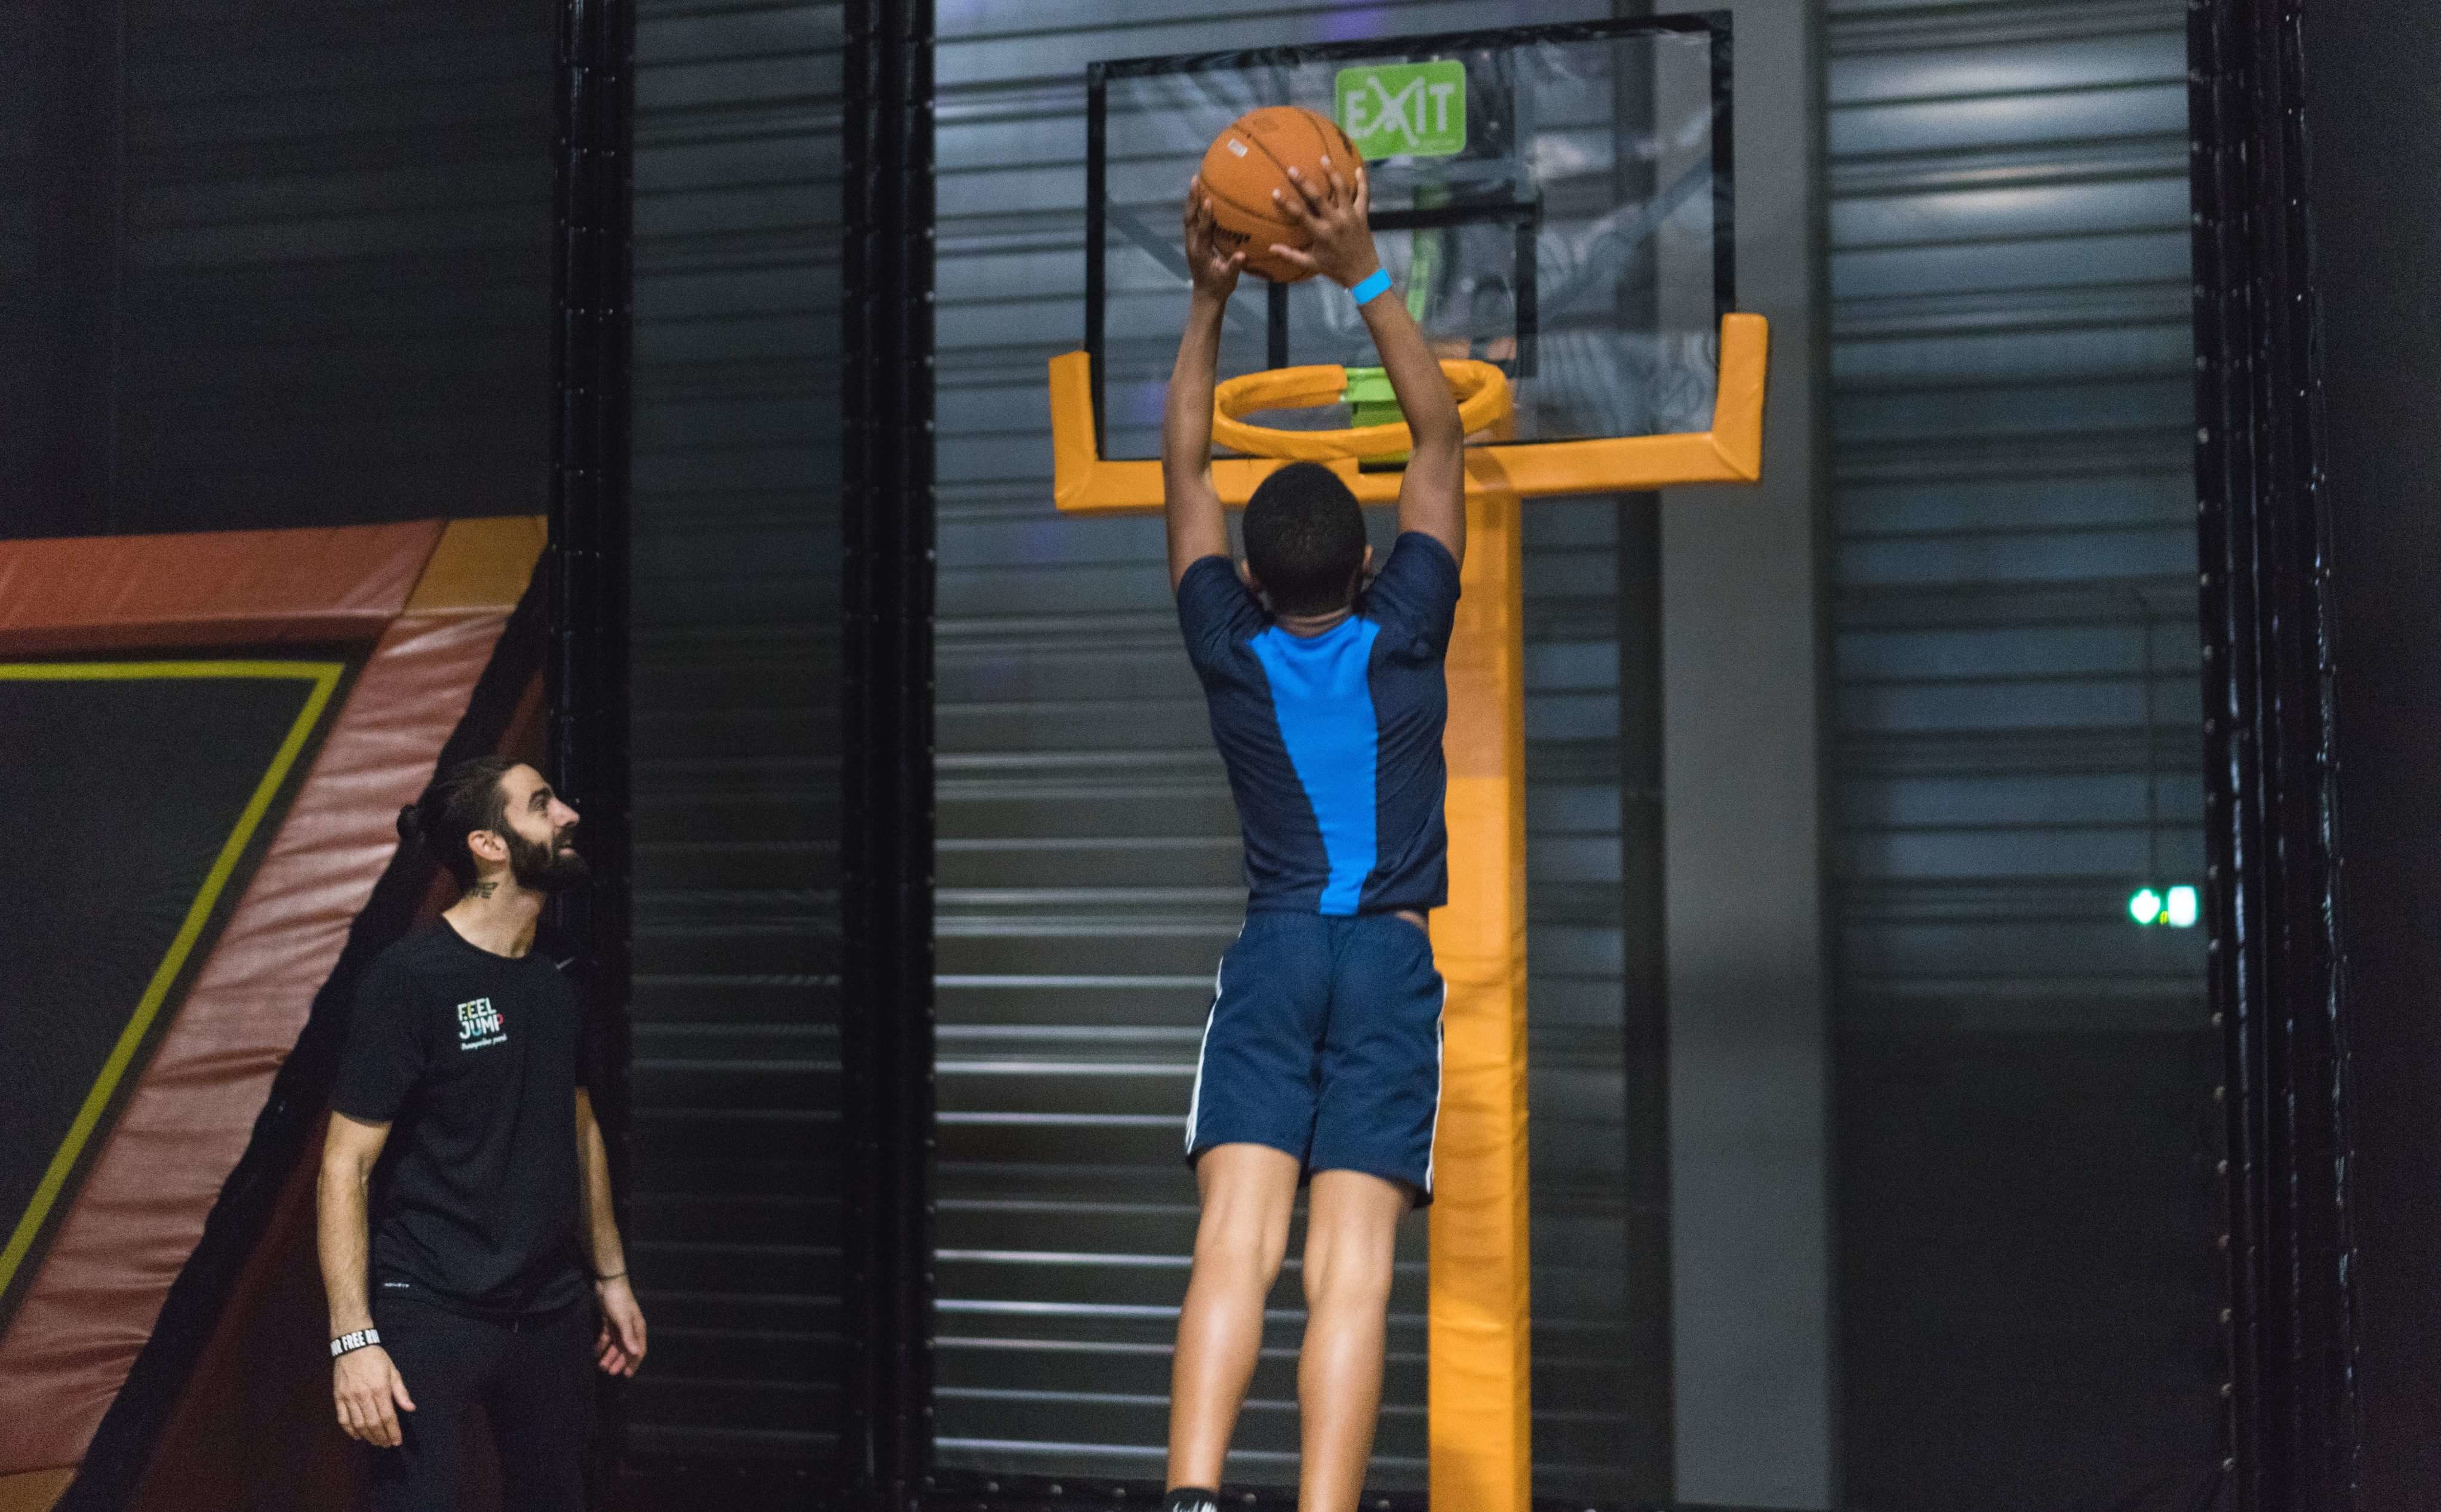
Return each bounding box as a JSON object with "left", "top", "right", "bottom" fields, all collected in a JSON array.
[{"left": 1336, "top": 60, "right": 1467, "bottom": 159}]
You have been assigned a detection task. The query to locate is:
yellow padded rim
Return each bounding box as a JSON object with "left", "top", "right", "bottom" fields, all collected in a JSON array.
[{"left": 1211, "top": 359, "right": 1514, "bottom": 461}]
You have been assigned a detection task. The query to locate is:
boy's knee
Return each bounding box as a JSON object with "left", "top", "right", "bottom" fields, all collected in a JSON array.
[
  {"left": 1301, "top": 1239, "right": 1394, "bottom": 1313},
  {"left": 1193, "top": 1205, "right": 1289, "bottom": 1283}
]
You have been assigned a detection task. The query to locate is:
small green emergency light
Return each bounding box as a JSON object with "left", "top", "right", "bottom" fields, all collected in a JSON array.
[{"left": 2128, "top": 885, "right": 2199, "bottom": 928}]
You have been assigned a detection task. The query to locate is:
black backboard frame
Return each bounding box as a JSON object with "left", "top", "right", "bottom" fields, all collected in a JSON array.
[{"left": 1084, "top": 13, "right": 1736, "bottom": 459}]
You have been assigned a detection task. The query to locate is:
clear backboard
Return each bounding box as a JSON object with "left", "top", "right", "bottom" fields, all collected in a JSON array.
[{"left": 1082, "top": 17, "right": 1735, "bottom": 468}]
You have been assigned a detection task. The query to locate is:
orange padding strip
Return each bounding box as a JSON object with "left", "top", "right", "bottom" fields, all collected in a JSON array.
[
  {"left": 0, "top": 522, "right": 439, "bottom": 654},
  {"left": 0, "top": 1468, "right": 72, "bottom": 1512},
  {"left": 1427, "top": 493, "right": 1532, "bottom": 1512},
  {"left": 1209, "top": 359, "right": 1512, "bottom": 461},
  {"left": 1051, "top": 312, "right": 1769, "bottom": 511}
]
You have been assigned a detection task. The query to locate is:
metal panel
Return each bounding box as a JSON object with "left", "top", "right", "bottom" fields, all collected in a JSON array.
[
  {"left": 1, "top": 0, "right": 557, "bottom": 538},
  {"left": 622, "top": 0, "right": 849, "bottom": 1480},
  {"left": 1520, "top": 494, "right": 1655, "bottom": 1505},
  {"left": 931, "top": 1, "right": 1652, "bottom": 1499},
  {"left": 1825, "top": 2, "right": 2219, "bottom": 1507},
  {"left": 115, "top": 0, "right": 554, "bottom": 531}
]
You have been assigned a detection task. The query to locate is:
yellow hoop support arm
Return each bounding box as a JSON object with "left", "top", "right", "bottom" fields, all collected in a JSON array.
[
  {"left": 1049, "top": 312, "right": 1769, "bottom": 512},
  {"left": 1210, "top": 360, "right": 1513, "bottom": 461}
]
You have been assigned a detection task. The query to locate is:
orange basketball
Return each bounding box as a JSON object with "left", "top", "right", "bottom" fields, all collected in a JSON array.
[{"left": 1197, "top": 106, "right": 1363, "bottom": 284}]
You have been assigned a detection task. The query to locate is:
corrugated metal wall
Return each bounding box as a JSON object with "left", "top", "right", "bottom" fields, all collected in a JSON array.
[
  {"left": 1825, "top": 1, "right": 2220, "bottom": 1505},
  {"left": 623, "top": 0, "right": 848, "bottom": 1477},
  {"left": 108, "top": 0, "right": 555, "bottom": 530},
  {"left": 0, "top": 1, "right": 50, "bottom": 522},
  {"left": 1, "top": 0, "right": 555, "bottom": 538},
  {"left": 1518, "top": 494, "right": 1650, "bottom": 1503},
  {"left": 932, "top": 1, "right": 1650, "bottom": 1498}
]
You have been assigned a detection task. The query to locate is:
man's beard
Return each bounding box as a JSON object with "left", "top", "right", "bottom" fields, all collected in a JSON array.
[{"left": 506, "top": 825, "right": 590, "bottom": 892}]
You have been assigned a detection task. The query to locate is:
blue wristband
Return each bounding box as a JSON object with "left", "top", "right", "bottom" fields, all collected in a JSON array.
[{"left": 1349, "top": 268, "right": 1393, "bottom": 306}]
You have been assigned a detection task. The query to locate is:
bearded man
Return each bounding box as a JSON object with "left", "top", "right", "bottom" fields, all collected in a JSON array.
[{"left": 315, "top": 756, "right": 645, "bottom": 1511}]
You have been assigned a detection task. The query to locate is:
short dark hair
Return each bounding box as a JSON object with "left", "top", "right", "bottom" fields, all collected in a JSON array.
[
  {"left": 398, "top": 755, "right": 518, "bottom": 887},
  {"left": 1243, "top": 462, "right": 1366, "bottom": 616}
]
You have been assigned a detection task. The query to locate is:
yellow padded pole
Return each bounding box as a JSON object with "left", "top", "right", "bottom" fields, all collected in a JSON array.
[{"left": 1427, "top": 488, "right": 1532, "bottom": 1512}]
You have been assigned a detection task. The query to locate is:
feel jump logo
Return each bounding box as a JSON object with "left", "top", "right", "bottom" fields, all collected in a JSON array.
[
  {"left": 1335, "top": 60, "right": 1467, "bottom": 159},
  {"left": 456, "top": 997, "right": 506, "bottom": 1051}
]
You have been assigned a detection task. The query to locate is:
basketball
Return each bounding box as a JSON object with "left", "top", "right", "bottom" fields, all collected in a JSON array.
[{"left": 1197, "top": 106, "right": 1363, "bottom": 283}]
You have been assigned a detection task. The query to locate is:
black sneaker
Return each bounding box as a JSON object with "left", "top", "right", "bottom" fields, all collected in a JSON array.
[{"left": 1160, "top": 1491, "right": 1220, "bottom": 1512}]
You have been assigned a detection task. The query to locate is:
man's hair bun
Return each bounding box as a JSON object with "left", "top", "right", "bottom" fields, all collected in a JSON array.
[{"left": 401, "top": 756, "right": 520, "bottom": 888}]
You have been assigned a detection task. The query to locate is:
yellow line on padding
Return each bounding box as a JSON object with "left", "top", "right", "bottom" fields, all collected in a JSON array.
[
  {"left": 0, "top": 660, "right": 344, "bottom": 1301},
  {"left": 0, "top": 660, "right": 340, "bottom": 683}
]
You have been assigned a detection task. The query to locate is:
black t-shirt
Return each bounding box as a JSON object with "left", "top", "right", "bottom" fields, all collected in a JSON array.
[{"left": 331, "top": 919, "right": 591, "bottom": 1316}]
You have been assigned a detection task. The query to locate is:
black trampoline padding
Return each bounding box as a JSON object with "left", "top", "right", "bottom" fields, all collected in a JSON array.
[{"left": 0, "top": 660, "right": 341, "bottom": 1306}]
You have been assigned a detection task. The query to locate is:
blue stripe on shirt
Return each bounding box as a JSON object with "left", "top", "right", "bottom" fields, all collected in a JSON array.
[{"left": 1250, "top": 619, "right": 1381, "bottom": 914}]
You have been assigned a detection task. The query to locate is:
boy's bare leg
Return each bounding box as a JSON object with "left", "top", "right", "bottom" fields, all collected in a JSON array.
[
  {"left": 1169, "top": 1143, "right": 1303, "bottom": 1492},
  {"left": 1295, "top": 1170, "right": 1408, "bottom": 1512}
]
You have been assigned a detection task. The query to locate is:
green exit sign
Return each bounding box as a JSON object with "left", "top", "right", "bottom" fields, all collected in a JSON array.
[
  {"left": 2128, "top": 885, "right": 2199, "bottom": 928},
  {"left": 1336, "top": 60, "right": 1468, "bottom": 159}
]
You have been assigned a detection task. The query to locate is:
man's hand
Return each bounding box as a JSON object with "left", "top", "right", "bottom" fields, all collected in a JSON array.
[
  {"left": 596, "top": 1274, "right": 647, "bottom": 1377},
  {"left": 1184, "top": 178, "right": 1245, "bottom": 301},
  {"left": 1268, "top": 158, "right": 1380, "bottom": 290},
  {"left": 333, "top": 1344, "right": 416, "bottom": 1448}
]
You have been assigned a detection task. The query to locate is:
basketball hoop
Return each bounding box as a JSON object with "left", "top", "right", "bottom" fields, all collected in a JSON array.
[{"left": 1210, "top": 359, "right": 1513, "bottom": 462}]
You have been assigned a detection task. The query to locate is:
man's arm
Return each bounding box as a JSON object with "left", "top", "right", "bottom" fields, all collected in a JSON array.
[
  {"left": 1162, "top": 181, "right": 1244, "bottom": 589},
  {"left": 577, "top": 1088, "right": 647, "bottom": 1376},
  {"left": 319, "top": 1111, "right": 416, "bottom": 1448},
  {"left": 1270, "top": 161, "right": 1465, "bottom": 568}
]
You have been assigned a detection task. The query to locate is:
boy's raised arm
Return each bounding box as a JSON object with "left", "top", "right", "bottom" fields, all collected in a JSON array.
[
  {"left": 1271, "top": 161, "right": 1465, "bottom": 569},
  {"left": 1162, "top": 182, "right": 1244, "bottom": 590}
]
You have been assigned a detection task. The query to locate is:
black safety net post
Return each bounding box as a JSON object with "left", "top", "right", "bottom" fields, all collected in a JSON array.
[
  {"left": 2189, "top": 1, "right": 2354, "bottom": 1507},
  {"left": 841, "top": 1, "right": 938, "bottom": 1507},
  {"left": 547, "top": 0, "right": 637, "bottom": 1478}
]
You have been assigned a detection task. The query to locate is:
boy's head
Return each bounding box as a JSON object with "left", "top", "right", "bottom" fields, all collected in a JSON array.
[{"left": 1242, "top": 462, "right": 1367, "bottom": 616}]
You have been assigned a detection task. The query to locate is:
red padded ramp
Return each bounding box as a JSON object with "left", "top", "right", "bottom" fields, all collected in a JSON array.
[
  {"left": 0, "top": 523, "right": 433, "bottom": 655},
  {"left": 0, "top": 519, "right": 546, "bottom": 1501}
]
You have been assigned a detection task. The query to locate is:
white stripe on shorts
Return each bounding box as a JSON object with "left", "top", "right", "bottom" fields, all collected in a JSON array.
[
  {"left": 1422, "top": 975, "right": 1447, "bottom": 1194},
  {"left": 1184, "top": 955, "right": 1224, "bottom": 1154}
]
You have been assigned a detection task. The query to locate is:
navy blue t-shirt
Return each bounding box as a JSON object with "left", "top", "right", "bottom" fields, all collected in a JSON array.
[{"left": 1177, "top": 531, "right": 1462, "bottom": 916}]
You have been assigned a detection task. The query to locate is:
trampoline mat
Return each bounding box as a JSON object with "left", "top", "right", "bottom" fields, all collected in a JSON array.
[{"left": 0, "top": 660, "right": 342, "bottom": 1306}]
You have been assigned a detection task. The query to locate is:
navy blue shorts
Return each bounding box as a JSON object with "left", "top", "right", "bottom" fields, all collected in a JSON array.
[{"left": 1185, "top": 910, "right": 1446, "bottom": 1204}]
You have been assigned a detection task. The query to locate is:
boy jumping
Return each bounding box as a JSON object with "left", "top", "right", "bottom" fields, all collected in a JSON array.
[{"left": 1159, "top": 158, "right": 1465, "bottom": 1512}]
